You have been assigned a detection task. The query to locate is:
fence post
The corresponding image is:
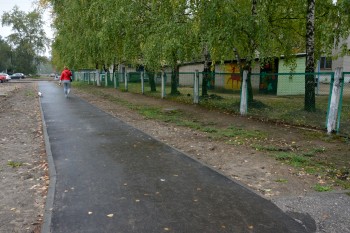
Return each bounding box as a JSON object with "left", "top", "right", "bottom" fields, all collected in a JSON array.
[
  {"left": 327, "top": 67, "right": 342, "bottom": 134},
  {"left": 113, "top": 73, "right": 117, "bottom": 89},
  {"left": 336, "top": 72, "right": 345, "bottom": 132},
  {"left": 105, "top": 72, "right": 108, "bottom": 87},
  {"left": 240, "top": 70, "right": 248, "bottom": 115},
  {"left": 161, "top": 71, "right": 166, "bottom": 99},
  {"left": 193, "top": 70, "right": 199, "bottom": 104},
  {"left": 124, "top": 72, "right": 128, "bottom": 91},
  {"left": 141, "top": 72, "right": 145, "bottom": 94}
]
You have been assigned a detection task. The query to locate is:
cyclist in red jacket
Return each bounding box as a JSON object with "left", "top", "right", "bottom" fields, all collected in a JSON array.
[{"left": 59, "top": 66, "right": 72, "bottom": 98}]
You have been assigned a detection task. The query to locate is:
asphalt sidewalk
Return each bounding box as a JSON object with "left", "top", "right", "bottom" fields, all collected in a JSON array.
[{"left": 39, "top": 81, "right": 311, "bottom": 233}]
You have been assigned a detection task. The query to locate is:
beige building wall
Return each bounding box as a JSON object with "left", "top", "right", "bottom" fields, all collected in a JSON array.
[
  {"left": 178, "top": 63, "right": 204, "bottom": 86},
  {"left": 330, "top": 37, "right": 350, "bottom": 72},
  {"left": 178, "top": 61, "right": 261, "bottom": 89}
]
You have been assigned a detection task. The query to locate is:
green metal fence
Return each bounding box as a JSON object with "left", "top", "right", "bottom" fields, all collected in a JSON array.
[
  {"left": 340, "top": 72, "right": 350, "bottom": 136},
  {"left": 74, "top": 71, "right": 349, "bottom": 136},
  {"left": 247, "top": 72, "right": 334, "bottom": 130}
]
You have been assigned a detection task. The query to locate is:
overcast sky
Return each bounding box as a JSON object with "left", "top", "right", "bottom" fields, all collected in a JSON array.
[{"left": 0, "top": 0, "right": 53, "bottom": 39}]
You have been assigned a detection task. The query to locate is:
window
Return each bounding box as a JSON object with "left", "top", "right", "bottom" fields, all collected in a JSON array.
[{"left": 319, "top": 57, "right": 332, "bottom": 69}]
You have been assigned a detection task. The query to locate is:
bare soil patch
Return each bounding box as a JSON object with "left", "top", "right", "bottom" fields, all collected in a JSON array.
[{"left": 0, "top": 82, "right": 48, "bottom": 233}]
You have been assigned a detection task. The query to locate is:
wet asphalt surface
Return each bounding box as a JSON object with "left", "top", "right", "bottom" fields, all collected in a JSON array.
[{"left": 39, "top": 81, "right": 314, "bottom": 233}]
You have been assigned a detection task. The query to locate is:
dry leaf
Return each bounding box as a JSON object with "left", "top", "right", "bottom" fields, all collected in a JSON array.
[{"left": 107, "top": 214, "right": 114, "bottom": 218}]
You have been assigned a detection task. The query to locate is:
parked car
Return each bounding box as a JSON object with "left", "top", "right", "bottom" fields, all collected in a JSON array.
[
  {"left": 50, "top": 73, "right": 59, "bottom": 80},
  {"left": 10, "top": 73, "right": 25, "bottom": 79},
  {"left": 0, "top": 73, "right": 10, "bottom": 82},
  {"left": 0, "top": 74, "right": 6, "bottom": 83}
]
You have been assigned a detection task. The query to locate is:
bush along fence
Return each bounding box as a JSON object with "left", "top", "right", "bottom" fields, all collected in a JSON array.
[{"left": 74, "top": 69, "right": 350, "bottom": 137}]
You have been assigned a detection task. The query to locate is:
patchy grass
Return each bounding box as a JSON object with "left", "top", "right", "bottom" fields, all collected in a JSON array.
[
  {"left": 314, "top": 184, "right": 332, "bottom": 192},
  {"left": 252, "top": 145, "right": 281, "bottom": 152},
  {"left": 26, "top": 90, "right": 35, "bottom": 97},
  {"left": 302, "top": 147, "right": 326, "bottom": 157},
  {"left": 7, "top": 161, "right": 23, "bottom": 168},
  {"left": 274, "top": 152, "right": 309, "bottom": 167},
  {"left": 275, "top": 179, "right": 288, "bottom": 183}
]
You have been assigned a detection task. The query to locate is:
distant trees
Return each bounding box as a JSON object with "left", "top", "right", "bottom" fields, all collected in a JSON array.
[
  {"left": 1, "top": 6, "right": 49, "bottom": 74},
  {"left": 0, "top": 37, "right": 12, "bottom": 72}
]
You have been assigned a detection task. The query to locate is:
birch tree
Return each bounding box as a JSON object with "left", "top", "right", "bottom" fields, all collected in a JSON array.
[{"left": 305, "top": 0, "right": 316, "bottom": 111}]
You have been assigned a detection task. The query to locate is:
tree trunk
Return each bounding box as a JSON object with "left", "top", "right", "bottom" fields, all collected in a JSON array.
[
  {"left": 305, "top": 0, "right": 316, "bottom": 112},
  {"left": 95, "top": 63, "right": 101, "bottom": 86},
  {"left": 244, "top": 63, "right": 253, "bottom": 103},
  {"left": 202, "top": 44, "right": 210, "bottom": 96},
  {"left": 170, "top": 65, "right": 180, "bottom": 95},
  {"left": 234, "top": 48, "right": 253, "bottom": 103},
  {"left": 149, "top": 72, "right": 157, "bottom": 92},
  {"left": 170, "top": 54, "right": 180, "bottom": 95},
  {"left": 247, "top": 0, "right": 257, "bottom": 103}
]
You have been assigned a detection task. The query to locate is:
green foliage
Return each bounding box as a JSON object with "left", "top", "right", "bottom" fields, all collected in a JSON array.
[
  {"left": 48, "top": 0, "right": 350, "bottom": 80},
  {"left": 0, "top": 37, "right": 12, "bottom": 72}
]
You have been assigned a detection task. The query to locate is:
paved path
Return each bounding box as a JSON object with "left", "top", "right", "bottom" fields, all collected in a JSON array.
[{"left": 39, "top": 82, "right": 310, "bottom": 233}]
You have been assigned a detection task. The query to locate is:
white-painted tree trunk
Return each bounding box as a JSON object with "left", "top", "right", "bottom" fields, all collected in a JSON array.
[
  {"left": 141, "top": 72, "right": 145, "bottom": 94},
  {"left": 124, "top": 72, "right": 128, "bottom": 91},
  {"left": 327, "top": 67, "right": 343, "bottom": 134},
  {"left": 193, "top": 70, "right": 199, "bottom": 104},
  {"left": 240, "top": 70, "right": 248, "bottom": 115},
  {"left": 96, "top": 69, "right": 101, "bottom": 86}
]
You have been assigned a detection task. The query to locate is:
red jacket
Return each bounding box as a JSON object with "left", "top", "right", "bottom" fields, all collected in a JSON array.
[{"left": 60, "top": 69, "right": 72, "bottom": 81}]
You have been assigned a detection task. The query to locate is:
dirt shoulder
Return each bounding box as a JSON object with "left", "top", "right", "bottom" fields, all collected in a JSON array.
[{"left": 0, "top": 82, "right": 48, "bottom": 233}]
